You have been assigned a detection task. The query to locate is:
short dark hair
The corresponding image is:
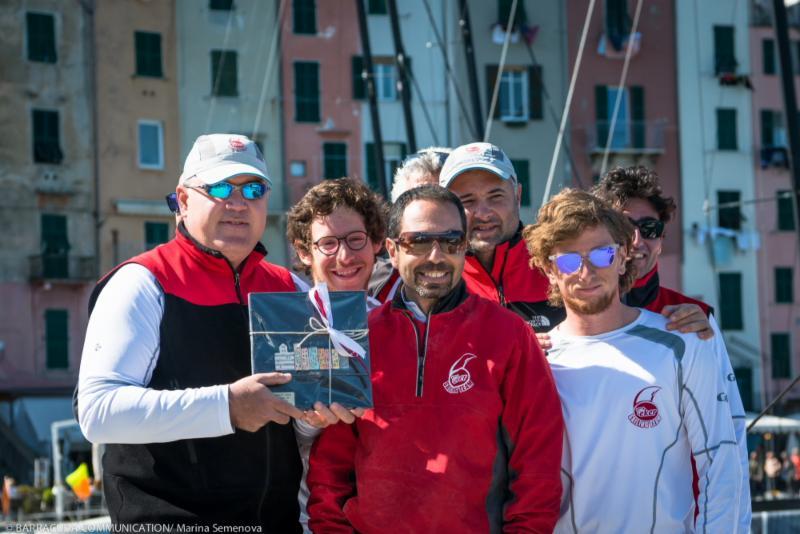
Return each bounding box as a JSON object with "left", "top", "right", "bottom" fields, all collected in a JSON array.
[
  {"left": 387, "top": 185, "right": 467, "bottom": 238},
  {"left": 287, "top": 178, "right": 387, "bottom": 273},
  {"left": 592, "top": 166, "right": 677, "bottom": 223}
]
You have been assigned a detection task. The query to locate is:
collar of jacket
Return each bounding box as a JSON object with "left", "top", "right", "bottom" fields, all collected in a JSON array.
[
  {"left": 465, "top": 222, "right": 524, "bottom": 273},
  {"left": 176, "top": 221, "right": 268, "bottom": 274},
  {"left": 390, "top": 279, "right": 469, "bottom": 315},
  {"left": 625, "top": 264, "right": 659, "bottom": 308}
]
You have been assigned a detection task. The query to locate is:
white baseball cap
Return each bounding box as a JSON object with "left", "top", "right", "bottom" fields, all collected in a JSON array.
[
  {"left": 439, "top": 142, "right": 517, "bottom": 188},
  {"left": 179, "top": 134, "right": 271, "bottom": 185}
]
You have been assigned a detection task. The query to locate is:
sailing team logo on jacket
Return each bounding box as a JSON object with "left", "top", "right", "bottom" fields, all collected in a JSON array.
[
  {"left": 444, "top": 353, "right": 478, "bottom": 394},
  {"left": 628, "top": 386, "right": 662, "bottom": 428}
]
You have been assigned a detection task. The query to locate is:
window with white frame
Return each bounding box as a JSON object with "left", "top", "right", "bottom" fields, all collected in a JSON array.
[
  {"left": 138, "top": 120, "right": 164, "bottom": 169},
  {"left": 499, "top": 70, "right": 528, "bottom": 121},
  {"left": 374, "top": 62, "right": 397, "bottom": 102}
]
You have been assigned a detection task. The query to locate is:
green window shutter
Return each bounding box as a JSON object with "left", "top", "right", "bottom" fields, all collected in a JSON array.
[
  {"left": 763, "top": 38, "right": 776, "bottom": 75},
  {"left": 717, "top": 190, "right": 741, "bottom": 230},
  {"left": 135, "top": 32, "right": 163, "bottom": 78},
  {"left": 32, "top": 109, "right": 63, "bottom": 164},
  {"left": 630, "top": 85, "right": 645, "bottom": 149},
  {"left": 41, "top": 214, "right": 69, "bottom": 278},
  {"left": 209, "top": 0, "right": 234, "bottom": 10},
  {"left": 145, "top": 222, "right": 169, "bottom": 250},
  {"left": 26, "top": 13, "right": 57, "bottom": 63},
  {"left": 778, "top": 190, "right": 797, "bottom": 231},
  {"left": 775, "top": 267, "right": 794, "bottom": 303},
  {"left": 528, "top": 66, "right": 543, "bottom": 120},
  {"left": 323, "top": 143, "right": 347, "bottom": 179},
  {"left": 294, "top": 62, "right": 320, "bottom": 122},
  {"left": 605, "top": 0, "right": 629, "bottom": 43},
  {"left": 733, "top": 367, "right": 753, "bottom": 411},
  {"left": 211, "top": 50, "right": 238, "bottom": 96},
  {"left": 761, "top": 110, "right": 774, "bottom": 147},
  {"left": 352, "top": 56, "right": 366, "bottom": 100},
  {"left": 595, "top": 85, "right": 609, "bottom": 148},
  {"left": 486, "top": 65, "right": 500, "bottom": 119},
  {"left": 511, "top": 159, "right": 530, "bottom": 207},
  {"left": 714, "top": 25, "right": 736, "bottom": 74},
  {"left": 293, "top": 0, "right": 316, "bottom": 34},
  {"left": 717, "top": 108, "right": 737, "bottom": 150},
  {"left": 718, "top": 272, "right": 743, "bottom": 330},
  {"left": 368, "top": 0, "right": 387, "bottom": 15},
  {"left": 771, "top": 333, "right": 791, "bottom": 379},
  {"left": 45, "top": 309, "right": 69, "bottom": 370},
  {"left": 365, "top": 142, "right": 377, "bottom": 191}
]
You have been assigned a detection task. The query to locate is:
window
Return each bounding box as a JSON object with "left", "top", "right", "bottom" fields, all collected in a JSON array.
[
  {"left": 290, "top": 161, "right": 307, "bottom": 177},
  {"left": 605, "top": 0, "right": 631, "bottom": 52},
  {"left": 716, "top": 108, "right": 738, "bottom": 150},
  {"left": 761, "top": 110, "right": 787, "bottom": 148},
  {"left": 487, "top": 66, "right": 544, "bottom": 123},
  {"left": 594, "top": 85, "right": 645, "bottom": 149},
  {"left": 511, "top": 159, "right": 531, "bottom": 207},
  {"left": 138, "top": 121, "right": 164, "bottom": 169},
  {"left": 365, "top": 142, "right": 407, "bottom": 192},
  {"left": 778, "top": 190, "right": 797, "bottom": 231},
  {"left": 714, "top": 25, "right": 737, "bottom": 74},
  {"left": 499, "top": 0, "right": 528, "bottom": 28},
  {"left": 134, "top": 32, "right": 163, "bottom": 77},
  {"left": 41, "top": 214, "right": 69, "bottom": 278},
  {"left": 211, "top": 50, "right": 238, "bottom": 96},
  {"left": 352, "top": 56, "right": 366, "bottom": 100},
  {"left": 792, "top": 41, "right": 800, "bottom": 74},
  {"left": 294, "top": 62, "right": 320, "bottom": 122},
  {"left": 26, "top": 12, "right": 56, "bottom": 63},
  {"left": 145, "top": 222, "right": 169, "bottom": 250},
  {"left": 776, "top": 267, "right": 794, "bottom": 303},
  {"left": 763, "top": 38, "right": 776, "bottom": 75},
  {"left": 293, "top": 0, "right": 316, "bottom": 35},
  {"left": 323, "top": 143, "right": 347, "bottom": 179},
  {"left": 733, "top": 367, "right": 753, "bottom": 411},
  {"left": 368, "top": 0, "right": 387, "bottom": 15},
  {"left": 718, "top": 272, "right": 743, "bottom": 330},
  {"left": 32, "top": 109, "right": 63, "bottom": 164},
  {"left": 374, "top": 62, "right": 397, "bottom": 101},
  {"left": 717, "top": 190, "right": 741, "bottom": 230},
  {"left": 45, "top": 309, "right": 69, "bottom": 370},
  {"left": 209, "top": 0, "right": 234, "bottom": 10},
  {"left": 771, "top": 333, "right": 791, "bottom": 379}
]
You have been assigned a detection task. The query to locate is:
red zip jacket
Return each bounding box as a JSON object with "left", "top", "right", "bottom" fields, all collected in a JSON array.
[
  {"left": 462, "top": 227, "right": 566, "bottom": 332},
  {"left": 624, "top": 265, "right": 713, "bottom": 317},
  {"left": 307, "top": 282, "right": 563, "bottom": 533}
]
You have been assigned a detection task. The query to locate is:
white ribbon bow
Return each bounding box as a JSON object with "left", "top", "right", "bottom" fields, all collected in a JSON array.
[{"left": 305, "top": 283, "right": 366, "bottom": 360}]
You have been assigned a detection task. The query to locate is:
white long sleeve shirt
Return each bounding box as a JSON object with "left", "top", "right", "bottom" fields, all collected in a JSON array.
[{"left": 548, "top": 309, "right": 744, "bottom": 533}]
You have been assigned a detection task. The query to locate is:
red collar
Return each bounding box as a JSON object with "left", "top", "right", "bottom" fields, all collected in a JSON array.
[{"left": 633, "top": 264, "right": 658, "bottom": 289}]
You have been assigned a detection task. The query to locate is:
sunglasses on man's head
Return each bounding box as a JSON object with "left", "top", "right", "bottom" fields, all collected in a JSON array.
[
  {"left": 548, "top": 244, "right": 620, "bottom": 275},
  {"left": 187, "top": 181, "right": 269, "bottom": 200},
  {"left": 393, "top": 230, "right": 466, "bottom": 256},
  {"left": 313, "top": 231, "right": 369, "bottom": 256},
  {"left": 628, "top": 217, "right": 665, "bottom": 239}
]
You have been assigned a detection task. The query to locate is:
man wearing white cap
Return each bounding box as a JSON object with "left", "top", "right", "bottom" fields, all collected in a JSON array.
[
  {"left": 77, "top": 134, "right": 349, "bottom": 529},
  {"left": 439, "top": 142, "right": 564, "bottom": 331}
]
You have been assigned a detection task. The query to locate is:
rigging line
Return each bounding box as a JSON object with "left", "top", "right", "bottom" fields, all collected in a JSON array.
[
  {"left": 406, "top": 67, "right": 441, "bottom": 146},
  {"left": 483, "top": 0, "right": 518, "bottom": 142},
  {"left": 542, "top": 0, "right": 598, "bottom": 203},
  {"left": 702, "top": 189, "right": 800, "bottom": 211},
  {"left": 204, "top": 4, "right": 236, "bottom": 133},
  {"left": 252, "top": 0, "right": 288, "bottom": 138},
  {"left": 599, "top": 0, "right": 644, "bottom": 177},
  {"left": 522, "top": 41, "right": 587, "bottom": 190},
  {"left": 420, "top": 0, "right": 478, "bottom": 139}
]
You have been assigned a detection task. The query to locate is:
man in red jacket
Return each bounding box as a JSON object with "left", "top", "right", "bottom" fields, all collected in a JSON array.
[{"left": 307, "top": 185, "right": 563, "bottom": 533}]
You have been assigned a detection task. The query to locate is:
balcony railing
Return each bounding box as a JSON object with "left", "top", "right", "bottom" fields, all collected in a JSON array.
[
  {"left": 585, "top": 120, "right": 667, "bottom": 155},
  {"left": 28, "top": 255, "right": 97, "bottom": 282}
]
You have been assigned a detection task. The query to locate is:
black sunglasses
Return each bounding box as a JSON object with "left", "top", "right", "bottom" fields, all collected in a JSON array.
[
  {"left": 166, "top": 193, "right": 179, "bottom": 214},
  {"left": 393, "top": 230, "right": 466, "bottom": 255},
  {"left": 628, "top": 217, "right": 665, "bottom": 239}
]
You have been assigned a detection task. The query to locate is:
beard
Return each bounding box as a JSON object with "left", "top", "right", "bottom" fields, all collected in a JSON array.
[
  {"left": 563, "top": 286, "right": 617, "bottom": 315},
  {"left": 409, "top": 263, "right": 455, "bottom": 300}
]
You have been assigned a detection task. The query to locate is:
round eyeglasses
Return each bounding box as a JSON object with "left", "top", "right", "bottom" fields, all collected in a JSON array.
[{"left": 313, "top": 231, "right": 369, "bottom": 256}]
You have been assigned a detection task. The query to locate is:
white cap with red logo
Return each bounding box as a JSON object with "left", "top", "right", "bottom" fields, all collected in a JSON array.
[
  {"left": 438, "top": 142, "right": 517, "bottom": 189},
  {"left": 179, "top": 134, "right": 270, "bottom": 186}
]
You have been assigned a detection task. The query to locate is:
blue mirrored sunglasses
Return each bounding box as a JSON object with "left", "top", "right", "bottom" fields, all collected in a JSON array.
[
  {"left": 548, "top": 245, "right": 620, "bottom": 275},
  {"left": 188, "top": 181, "right": 269, "bottom": 200}
]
